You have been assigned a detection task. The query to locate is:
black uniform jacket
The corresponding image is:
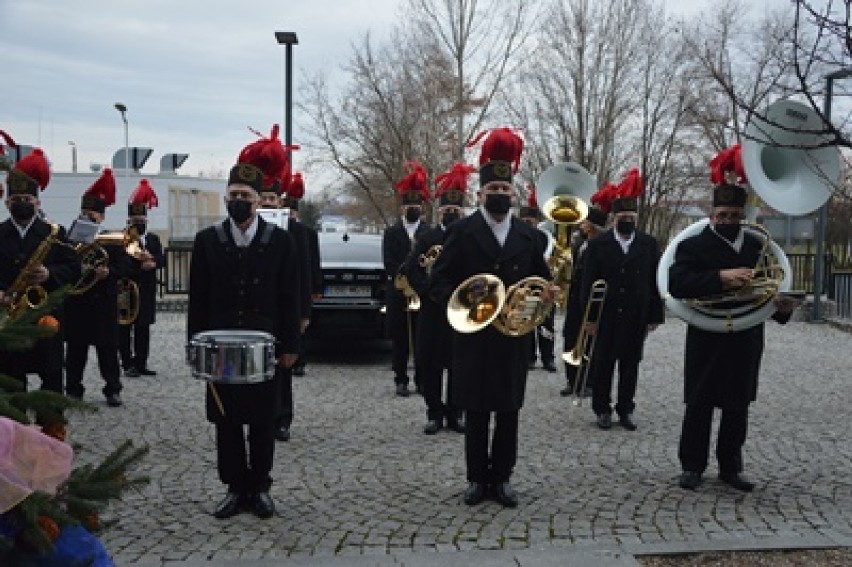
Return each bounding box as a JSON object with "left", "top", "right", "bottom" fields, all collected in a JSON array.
[
  {"left": 429, "top": 211, "right": 551, "bottom": 412},
  {"left": 403, "top": 225, "right": 450, "bottom": 369},
  {"left": 580, "top": 228, "right": 664, "bottom": 362},
  {"left": 383, "top": 219, "right": 429, "bottom": 325},
  {"left": 303, "top": 222, "right": 323, "bottom": 296},
  {"left": 187, "top": 217, "right": 301, "bottom": 424},
  {"left": 127, "top": 232, "right": 165, "bottom": 327},
  {"left": 668, "top": 226, "right": 789, "bottom": 409},
  {"left": 64, "top": 242, "right": 134, "bottom": 347},
  {"left": 0, "top": 217, "right": 81, "bottom": 334},
  {"left": 285, "top": 217, "right": 312, "bottom": 318}
]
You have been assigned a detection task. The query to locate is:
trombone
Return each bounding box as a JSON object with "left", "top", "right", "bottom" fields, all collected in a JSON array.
[{"left": 562, "top": 279, "right": 607, "bottom": 406}]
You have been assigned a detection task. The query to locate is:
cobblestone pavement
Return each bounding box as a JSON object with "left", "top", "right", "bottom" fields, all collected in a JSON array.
[{"left": 62, "top": 314, "right": 851, "bottom": 565}]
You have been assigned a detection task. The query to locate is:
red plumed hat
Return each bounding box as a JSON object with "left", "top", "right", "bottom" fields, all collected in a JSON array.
[
  {"left": 6, "top": 148, "right": 50, "bottom": 196},
  {"left": 591, "top": 183, "right": 619, "bottom": 214},
  {"left": 395, "top": 161, "right": 430, "bottom": 205},
  {"left": 468, "top": 127, "right": 524, "bottom": 186},
  {"left": 434, "top": 162, "right": 475, "bottom": 206},
  {"left": 81, "top": 168, "right": 116, "bottom": 212},
  {"left": 288, "top": 172, "right": 305, "bottom": 200},
  {"left": 709, "top": 144, "right": 747, "bottom": 186},
  {"left": 610, "top": 168, "right": 644, "bottom": 213},
  {"left": 128, "top": 179, "right": 158, "bottom": 216}
]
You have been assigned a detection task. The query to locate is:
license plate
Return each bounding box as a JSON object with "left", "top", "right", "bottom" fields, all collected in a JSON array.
[{"left": 325, "top": 285, "right": 371, "bottom": 297}]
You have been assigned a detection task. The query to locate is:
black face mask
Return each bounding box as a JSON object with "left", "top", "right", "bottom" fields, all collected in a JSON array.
[
  {"left": 484, "top": 193, "right": 512, "bottom": 216},
  {"left": 715, "top": 223, "right": 741, "bottom": 242},
  {"left": 133, "top": 222, "right": 147, "bottom": 235},
  {"left": 227, "top": 200, "right": 254, "bottom": 224},
  {"left": 404, "top": 207, "right": 421, "bottom": 223},
  {"left": 616, "top": 219, "right": 635, "bottom": 236},
  {"left": 441, "top": 211, "right": 460, "bottom": 227},
  {"left": 10, "top": 201, "right": 35, "bottom": 223}
]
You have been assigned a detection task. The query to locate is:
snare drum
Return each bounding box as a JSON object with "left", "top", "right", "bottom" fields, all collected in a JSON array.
[{"left": 187, "top": 330, "right": 277, "bottom": 384}]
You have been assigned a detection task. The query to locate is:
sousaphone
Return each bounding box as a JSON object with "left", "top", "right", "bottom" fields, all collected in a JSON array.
[{"left": 658, "top": 99, "right": 840, "bottom": 332}]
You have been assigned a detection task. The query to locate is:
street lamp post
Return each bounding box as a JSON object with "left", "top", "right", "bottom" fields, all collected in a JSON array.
[
  {"left": 68, "top": 141, "right": 77, "bottom": 173},
  {"left": 114, "top": 102, "right": 129, "bottom": 173},
  {"left": 813, "top": 67, "right": 852, "bottom": 322},
  {"left": 274, "top": 31, "right": 299, "bottom": 162}
]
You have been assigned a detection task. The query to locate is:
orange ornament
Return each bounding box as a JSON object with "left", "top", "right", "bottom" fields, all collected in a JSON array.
[
  {"left": 37, "top": 515, "right": 60, "bottom": 542},
  {"left": 37, "top": 315, "right": 60, "bottom": 335},
  {"left": 42, "top": 421, "right": 67, "bottom": 442},
  {"left": 84, "top": 513, "right": 100, "bottom": 531}
]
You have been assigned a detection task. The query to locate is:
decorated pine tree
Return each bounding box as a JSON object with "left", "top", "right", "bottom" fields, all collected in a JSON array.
[{"left": 0, "top": 289, "right": 148, "bottom": 565}]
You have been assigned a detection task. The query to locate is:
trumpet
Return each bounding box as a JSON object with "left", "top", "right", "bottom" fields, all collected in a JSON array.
[
  {"left": 418, "top": 245, "right": 442, "bottom": 275},
  {"left": 562, "top": 279, "right": 607, "bottom": 405}
]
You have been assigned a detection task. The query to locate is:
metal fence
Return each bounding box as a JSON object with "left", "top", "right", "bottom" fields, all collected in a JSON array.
[
  {"left": 154, "top": 248, "right": 852, "bottom": 320},
  {"left": 832, "top": 271, "right": 852, "bottom": 319}
]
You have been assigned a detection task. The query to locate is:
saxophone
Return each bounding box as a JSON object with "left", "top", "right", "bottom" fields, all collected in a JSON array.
[{"left": 5, "top": 223, "right": 61, "bottom": 320}]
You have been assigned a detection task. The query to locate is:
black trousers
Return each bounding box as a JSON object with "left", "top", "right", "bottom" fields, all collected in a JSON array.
[
  {"left": 464, "top": 410, "right": 519, "bottom": 484},
  {"left": 422, "top": 364, "right": 457, "bottom": 422},
  {"left": 591, "top": 355, "right": 638, "bottom": 417},
  {"left": 528, "top": 310, "right": 555, "bottom": 364},
  {"left": 0, "top": 338, "right": 64, "bottom": 393},
  {"left": 215, "top": 419, "right": 275, "bottom": 494},
  {"left": 388, "top": 293, "right": 417, "bottom": 384},
  {"left": 118, "top": 321, "right": 151, "bottom": 371},
  {"left": 678, "top": 404, "right": 748, "bottom": 475},
  {"left": 65, "top": 340, "right": 122, "bottom": 397},
  {"left": 276, "top": 366, "right": 294, "bottom": 429}
]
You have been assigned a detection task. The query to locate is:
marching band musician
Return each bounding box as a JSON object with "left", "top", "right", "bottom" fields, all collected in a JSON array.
[
  {"left": 382, "top": 161, "right": 430, "bottom": 397},
  {"left": 560, "top": 204, "right": 608, "bottom": 396},
  {"left": 429, "top": 129, "right": 553, "bottom": 508},
  {"left": 259, "top": 168, "right": 311, "bottom": 443},
  {"left": 581, "top": 170, "right": 664, "bottom": 431},
  {"left": 402, "top": 162, "right": 473, "bottom": 435},
  {"left": 518, "top": 186, "right": 556, "bottom": 373},
  {"left": 119, "top": 180, "right": 164, "bottom": 378},
  {"left": 0, "top": 147, "right": 80, "bottom": 393},
  {"left": 64, "top": 169, "right": 133, "bottom": 406},
  {"left": 188, "top": 131, "right": 301, "bottom": 520},
  {"left": 280, "top": 172, "right": 322, "bottom": 378},
  {"left": 669, "top": 181, "right": 800, "bottom": 492}
]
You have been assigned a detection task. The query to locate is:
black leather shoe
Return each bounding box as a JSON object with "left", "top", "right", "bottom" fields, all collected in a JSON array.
[
  {"left": 618, "top": 413, "right": 637, "bottom": 431},
  {"left": 249, "top": 492, "right": 275, "bottom": 518},
  {"left": 463, "top": 482, "right": 487, "bottom": 505},
  {"left": 138, "top": 368, "right": 157, "bottom": 376},
  {"left": 494, "top": 482, "right": 519, "bottom": 508},
  {"left": 527, "top": 360, "right": 537, "bottom": 370},
  {"left": 596, "top": 413, "right": 612, "bottom": 429},
  {"left": 543, "top": 360, "right": 557, "bottom": 372},
  {"left": 275, "top": 426, "right": 290, "bottom": 441},
  {"left": 559, "top": 382, "right": 574, "bottom": 397},
  {"left": 719, "top": 472, "right": 755, "bottom": 492},
  {"left": 124, "top": 367, "right": 140, "bottom": 378},
  {"left": 395, "top": 383, "right": 409, "bottom": 397},
  {"left": 679, "top": 471, "right": 702, "bottom": 490},
  {"left": 446, "top": 417, "right": 465, "bottom": 433},
  {"left": 292, "top": 365, "right": 305, "bottom": 377},
  {"left": 105, "top": 393, "right": 123, "bottom": 407},
  {"left": 423, "top": 419, "right": 441, "bottom": 435},
  {"left": 214, "top": 492, "right": 243, "bottom": 519}
]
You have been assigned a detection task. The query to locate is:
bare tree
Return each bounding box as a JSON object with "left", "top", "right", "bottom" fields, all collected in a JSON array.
[
  {"left": 299, "top": 30, "right": 459, "bottom": 227},
  {"left": 407, "top": 0, "right": 534, "bottom": 159}
]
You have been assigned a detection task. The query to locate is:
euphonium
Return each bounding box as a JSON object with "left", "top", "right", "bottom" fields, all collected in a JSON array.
[
  {"left": 4, "top": 223, "right": 61, "bottom": 320},
  {"left": 117, "top": 278, "right": 140, "bottom": 325},
  {"left": 394, "top": 271, "right": 420, "bottom": 311}
]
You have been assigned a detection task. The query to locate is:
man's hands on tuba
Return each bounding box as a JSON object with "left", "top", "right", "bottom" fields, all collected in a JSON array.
[{"left": 719, "top": 267, "right": 753, "bottom": 289}]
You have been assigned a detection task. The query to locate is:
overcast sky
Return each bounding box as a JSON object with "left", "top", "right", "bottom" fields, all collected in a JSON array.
[{"left": 1, "top": 0, "right": 787, "bottom": 194}]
